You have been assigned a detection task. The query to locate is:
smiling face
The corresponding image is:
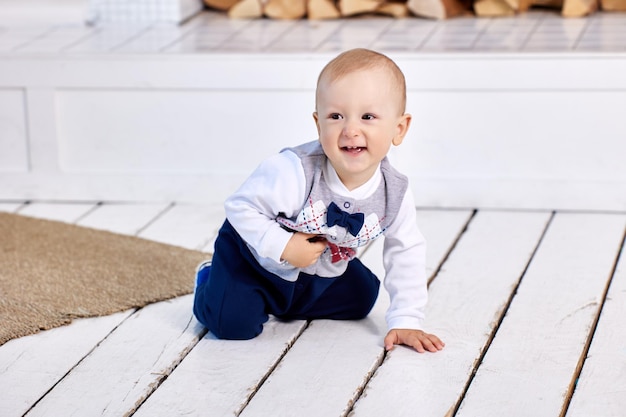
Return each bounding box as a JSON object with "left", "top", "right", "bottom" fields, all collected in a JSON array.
[{"left": 313, "top": 66, "right": 411, "bottom": 190}]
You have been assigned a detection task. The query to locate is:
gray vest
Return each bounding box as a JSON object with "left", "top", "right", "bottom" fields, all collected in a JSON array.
[{"left": 277, "top": 141, "right": 408, "bottom": 277}]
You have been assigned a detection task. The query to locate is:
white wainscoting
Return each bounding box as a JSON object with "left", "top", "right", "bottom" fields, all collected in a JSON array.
[
  {"left": 1, "top": 53, "right": 626, "bottom": 210},
  {"left": 0, "top": 89, "right": 29, "bottom": 173}
]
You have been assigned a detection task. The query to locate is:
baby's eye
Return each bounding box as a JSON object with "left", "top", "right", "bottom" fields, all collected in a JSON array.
[
  {"left": 362, "top": 114, "right": 375, "bottom": 120},
  {"left": 329, "top": 113, "right": 343, "bottom": 120}
]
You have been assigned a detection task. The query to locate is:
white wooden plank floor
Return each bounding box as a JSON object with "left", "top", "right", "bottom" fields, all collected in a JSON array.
[{"left": 1, "top": 202, "right": 625, "bottom": 417}]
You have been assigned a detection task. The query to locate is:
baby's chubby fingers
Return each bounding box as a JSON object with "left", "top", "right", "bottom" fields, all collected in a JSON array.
[
  {"left": 414, "top": 332, "right": 445, "bottom": 353},
  {"left": 384, "top": 329, "right": 445, "bottom": 354},
  {"left": 281, "top": 232, "right": 327, "bottom": 267}
]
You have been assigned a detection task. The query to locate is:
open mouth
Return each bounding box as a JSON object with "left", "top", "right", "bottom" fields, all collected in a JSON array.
[{"left": 342, "top": 146, "right": 365, "bottom": 154}]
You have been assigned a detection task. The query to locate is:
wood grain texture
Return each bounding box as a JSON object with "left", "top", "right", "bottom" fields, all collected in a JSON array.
[
  {"left": 3, "top": 203, "right": 625, "bottom": 416},
  {"left": 352, "top": 211, "right": 551, "bottom": 417},
  {"left": 559, "top": 227, "right": 626, "bottom": 417},
  {"left": 26, "top": 296, "right": 204, "bottom": 417},
  {"left": 0, "top": 311, "right": 133, "bottom": 417},
  {"left": 139, "top": 203, "right": 225, "bottom": 251},
  {"left": 456, "top": 213, "right": 626, "bottom": 417},
  {"left": 133, "top": 318, "right": 307, "bottom": 417}
]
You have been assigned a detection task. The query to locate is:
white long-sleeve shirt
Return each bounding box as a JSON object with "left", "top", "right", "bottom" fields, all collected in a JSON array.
[{"left": 224, "top": 145, "right": 428, "bottom": 331}]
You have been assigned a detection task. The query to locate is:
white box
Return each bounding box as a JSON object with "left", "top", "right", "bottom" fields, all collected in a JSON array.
[{"left": 87, "top": 0, "right": 203, "bottom": 24}]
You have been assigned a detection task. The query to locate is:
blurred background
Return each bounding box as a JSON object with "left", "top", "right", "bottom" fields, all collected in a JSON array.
[{"left": 1, "top": 0, "right": 625, "bottom": 211}]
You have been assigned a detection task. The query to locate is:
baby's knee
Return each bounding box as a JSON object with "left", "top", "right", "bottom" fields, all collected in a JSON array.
[
  {"left": 352, "top": 293, "right": 378, "bottom": 320},
  {"left": 194, "top": 292, "right": 267, "bottom": 340},
  {"left": 351, "top": 277, "right": 380, "bottom": 319},
  {"left": 212, "top": 310, "right": 265, "bottom": 340}
]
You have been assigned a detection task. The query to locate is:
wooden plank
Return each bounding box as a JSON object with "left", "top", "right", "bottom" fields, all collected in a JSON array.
[
  {"left": 26, "top": 295, "right": 203, "bottom": 417},
  {"left": 133, "top": 318, "right": 307, "bottom": 417},
  {"left": 554, "top": 227, "right": 626, "bottom": 417},
  {"left": 139, "top": 203, "right": 225, "bottom": 252},
  {"left": 416, "top": 209, "right": 474, "bottom": 280},
  {"left": 0, "top": 202, "right": 23, "bottom": 212},
  {"left": 358, "top": 209, "right": 473, "bottom": 284},
  {"left": 238, "top": 210, "right": 473, "bottom": 416},
  {"left": 240, "top": 298, "right": 387, "bottom": 416},
  {"left": 455, "top": 213, "right": 626, "bottom": 417},
  {"left": 351, "top": 210, "right": 551, "bottom": 416},
  {"left": 0, "top": 311, "right": 133, "bottom": 417},
  {"left": 16, "top": 202, "right": 97, "bottom": 223},
  {"left": 76, "top": 202, "right": 171, "bottom": 235}
]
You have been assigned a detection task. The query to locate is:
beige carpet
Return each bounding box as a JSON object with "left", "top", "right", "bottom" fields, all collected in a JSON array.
[{"left": 0, "top": 212, "right": 209, "bottom": 346}]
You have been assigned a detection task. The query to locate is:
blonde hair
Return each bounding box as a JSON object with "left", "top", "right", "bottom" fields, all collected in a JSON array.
[{"left": 316, "top": 48, "right": 407, "bottom": 113}]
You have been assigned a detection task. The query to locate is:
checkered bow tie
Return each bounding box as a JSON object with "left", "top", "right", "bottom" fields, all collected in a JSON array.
[{"left": 326, "top": 202, "right": 364, "bottom": 236}]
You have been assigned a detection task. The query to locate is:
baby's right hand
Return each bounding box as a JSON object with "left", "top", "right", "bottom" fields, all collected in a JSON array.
[{"left": 281, "top": 232, "right": 327, "bottom": 268}]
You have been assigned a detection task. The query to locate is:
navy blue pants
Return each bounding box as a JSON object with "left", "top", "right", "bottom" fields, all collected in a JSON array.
[{"left": 193, "top": 220, "right": 380, "bottom": 340}]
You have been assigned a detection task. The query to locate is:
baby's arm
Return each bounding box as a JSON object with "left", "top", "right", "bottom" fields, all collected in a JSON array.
[
  {"left": 225, "top": 151, "right": 307, "bottom": 264},
  {"left": 382, "top": 188, "right": 444, "bottom": 353}
]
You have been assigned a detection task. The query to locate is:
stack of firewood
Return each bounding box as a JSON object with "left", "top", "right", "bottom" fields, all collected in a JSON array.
[
  {"left": 204, "top": 0, "right": 626, "bottom": 19},
  {"left": 474, "top": 0, "right": 623, "bottom": 17}
]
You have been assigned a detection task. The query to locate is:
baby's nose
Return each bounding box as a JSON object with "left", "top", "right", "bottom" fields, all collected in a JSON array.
[{"left": 342, "top": 121, "right": 360, "bottom": 137}]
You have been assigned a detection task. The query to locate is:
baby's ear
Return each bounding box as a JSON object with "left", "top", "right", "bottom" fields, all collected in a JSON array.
[
  {"left": 312, "top": 112, "right": 321, "bottom": 134},
  {"left": 392, "top": 113, "right": 411, "bottom": 146}
]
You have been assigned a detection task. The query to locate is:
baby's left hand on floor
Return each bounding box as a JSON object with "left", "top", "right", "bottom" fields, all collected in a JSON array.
[{"left": 384, "top": 328, "right": 445, "bottom": 353}]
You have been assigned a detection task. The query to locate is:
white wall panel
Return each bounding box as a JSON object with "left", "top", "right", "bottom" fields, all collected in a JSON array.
[
  {"left": 0, "top": 89, "right": 28, "bottom": 173},
  {"left": 396, "top": 91, "right": 626, "bottom": 182},
  {"left": 55, "top": 89, "right": 317, "bottom": 174},
  {"left": 1, "top": 54, "right": 626, "bottom": 209}
]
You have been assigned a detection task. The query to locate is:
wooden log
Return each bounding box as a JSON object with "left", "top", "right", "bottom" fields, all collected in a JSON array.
[
  {"left": 339, "top": 0, "right": 382, "bottom": 16},
  {"left": 265, "top": 0, "right": 307, "bottom": 18},
  {"left": 376, "top": 1, "right": 410, "bottom": 17},
  {"left": 307, "top": 0, "right": 341, "bottom": 19},
  {"left": 600, "top": 0, "right": 626, "bottom": 10},
  {"left": 503, "top": 0, "right": 533, "bottom": 11},
  {"left": 203, "top": 0, "right": 240, "bottom": 10},
  {"left": 407, "top": 0, "right": 469, "bottom": 19},
  {"left": 228, "top": 0, "right": 263, "bottom": 18},
  {"left": 474, "top": 0, "right": 516, "bottom": 15},
  {"left": 531, "top": 0, "right": 563, "bottom": 7},
  {"left": 562, "top": 0, "right": 598, "bottom": 16}
]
